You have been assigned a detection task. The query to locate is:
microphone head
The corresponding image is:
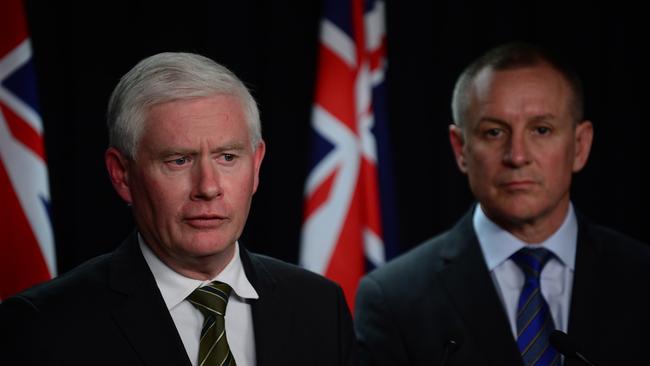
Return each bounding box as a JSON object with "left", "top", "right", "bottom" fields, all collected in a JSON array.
[
  {"left": 445, "top": 331, "right": 463, "bottom": 351},
  {"left": 549, "top": 330, "right": 578, "bottom": 358},
  {"left": 446, "top": 338, "right": 460, "bottom": 351}
]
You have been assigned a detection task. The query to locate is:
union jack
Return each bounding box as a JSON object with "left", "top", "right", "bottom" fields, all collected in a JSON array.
[
  {"left": 0, "top": 0, "right": 56, "bottom": 300},
  {"left": 300, "top": 0, "right": 396, "bottom": 310}
]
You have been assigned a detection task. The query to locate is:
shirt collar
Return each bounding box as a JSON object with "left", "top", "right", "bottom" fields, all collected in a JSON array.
[
  {"left": 139, "top": 234, "right": 259, "bottom": 311},
  {"left": 474, "top": 203, "right": 578, "bottom": 271}
]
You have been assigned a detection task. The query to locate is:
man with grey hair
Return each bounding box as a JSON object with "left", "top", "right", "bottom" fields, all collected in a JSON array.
[
  {"left": 355, "top": 42, "right": 650, "bottom": 366},
  {"left": 0, "top": 52, "right": 358, "bottom": 366}
]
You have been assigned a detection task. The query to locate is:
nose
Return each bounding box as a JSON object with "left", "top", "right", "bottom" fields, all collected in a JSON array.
[
  {"left": 191, "top": 158, "right": 222, "bottom": 200},
  {"left": 503, "top": 132, "right": 531, "bottom": 168}
]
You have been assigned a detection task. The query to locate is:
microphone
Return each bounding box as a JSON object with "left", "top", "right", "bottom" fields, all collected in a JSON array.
[
  {"left": 549, "top": 330, "right": 596, "bottom": 366},
  {"left": 439, "top": 337, "right": 461, "bottom": 366}
]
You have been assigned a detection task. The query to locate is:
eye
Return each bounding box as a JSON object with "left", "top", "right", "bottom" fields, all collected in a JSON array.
[
  {"left": 223, "top": 154, "right": 235, "bottom": 162},
  {"left": 484, "top": 128, "right": 503, "bottom": 138},
  {"left": 167, "top": 156, "right": 192, "bottom": 166},
  {"left": 174, "top": 157, "right": 188, "bottom": 165},
  {"left": 534, "top": 126, "right": 551, "bottom": 135}
]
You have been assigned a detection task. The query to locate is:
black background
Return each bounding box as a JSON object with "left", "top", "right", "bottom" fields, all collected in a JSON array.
[{"left": 24, "top": 0, "right": 648, "bottom": 274}]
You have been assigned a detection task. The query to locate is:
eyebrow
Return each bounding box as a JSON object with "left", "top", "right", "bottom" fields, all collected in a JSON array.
[
  {"left": 477, "top": 117, "right": 508, "bottom": 126},
  {"left": 213, "top": 143, "right": 246, "bottom": 153},
  {"left": 477, "top": 113, "right": 556, "bottom": 126},
  {"left": 470, "top": 118, "right": 508, "bottom": 135},
  {"left": 529, "top": 113, "right": 556, "bottom": 123},
  {"left": 156, "top": 143, "right": 247, "bottom": 158}
]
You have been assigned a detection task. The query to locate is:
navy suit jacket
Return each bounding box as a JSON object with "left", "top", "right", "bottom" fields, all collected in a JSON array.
[
  {"left": 0, "top": 233, "right": 358, "bottom": 365},
  {"left": 355, "top": 208, "right": 650, "bottom": 365}
]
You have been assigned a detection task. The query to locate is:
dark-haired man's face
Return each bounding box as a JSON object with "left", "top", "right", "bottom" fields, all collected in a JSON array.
[{"left": 449, "top": 65, "right": 593, "bottom": 240}]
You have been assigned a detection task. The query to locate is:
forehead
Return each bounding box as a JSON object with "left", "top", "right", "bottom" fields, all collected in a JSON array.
[
  {"left": 468, "top": 65, "right": 572, "bottom": 121},
  {"left": 140, "top": 94, "right": 249, "bottom": 148}
]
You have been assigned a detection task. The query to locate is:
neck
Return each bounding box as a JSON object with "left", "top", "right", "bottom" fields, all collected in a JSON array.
[
  {"left": 144, "top": 238, "right": 237, "bottom": 280},
  {"left": 168, "top": 249, "right": 236, "bottom": 280},
  {"left": 502, "top": 222, "right": 559, "bottom": 244},
  {"left": 485, "top": 202, "right": 570, "bottom": 244}
]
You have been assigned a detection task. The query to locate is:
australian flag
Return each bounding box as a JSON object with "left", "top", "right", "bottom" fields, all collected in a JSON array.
[
  {"left": 300, "top": 0, "right": 397, "bottom": 311},
  {"left": 1, "top": 0, "right": 56, "bottom": 300}
]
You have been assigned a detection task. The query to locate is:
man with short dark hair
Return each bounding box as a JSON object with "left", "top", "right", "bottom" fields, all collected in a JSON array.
[
  {"left": 0, "top": 52, "right": 358, "bottom": 366},
  {"left": 355, "top": 42, "right": 650, "bottom": 366}
]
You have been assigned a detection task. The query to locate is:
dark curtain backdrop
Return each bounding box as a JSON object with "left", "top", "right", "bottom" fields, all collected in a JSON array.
[{"left": 24, "top": 0, "right": 648, "bottom": 274}]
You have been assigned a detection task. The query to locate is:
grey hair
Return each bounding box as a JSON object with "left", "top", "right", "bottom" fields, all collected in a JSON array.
[
  {"left": 107, "top": 52, "right": 261, "bottom": 158},
  {"left": 451, "top": 42, "right": 584, "bottom": 129}
]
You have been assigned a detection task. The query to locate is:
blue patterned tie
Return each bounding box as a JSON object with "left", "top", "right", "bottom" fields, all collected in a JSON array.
[{"left": 511, "top": 248, "right": 560, "bottom": 366}]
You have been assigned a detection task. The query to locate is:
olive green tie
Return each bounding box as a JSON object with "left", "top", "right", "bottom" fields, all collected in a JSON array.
[{"left": 187, "top": 281, "right": 236, "bottom": 366}]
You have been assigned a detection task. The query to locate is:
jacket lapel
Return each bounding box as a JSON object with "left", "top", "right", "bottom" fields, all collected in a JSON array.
[
  {"left": 438, "top": 212, "right": 524, "bottom": 366},
  {"left": 565, "top": 219, "right": 600, "bottom": 365},
  {"left": 240, "top": 247, "right": 293, "bottom": 366},
  {"left": 109, "top": 233, "right": 192, "bottom": 366}
]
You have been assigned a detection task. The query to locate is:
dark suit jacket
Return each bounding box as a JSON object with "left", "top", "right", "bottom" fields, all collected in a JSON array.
[
  {"left": 355, "top": 208, "right": 650, "bottom": 366},
  {"left": 0, "top": 233, "right": 358, "bottom": 365}
]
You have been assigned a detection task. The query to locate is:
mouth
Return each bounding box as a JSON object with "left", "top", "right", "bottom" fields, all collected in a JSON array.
[
  {"left": 184, "top": 215, "right": 228, "bottom": 229},
  {"left": 500, "top": 180, "right": 537, "bottom": 190}
]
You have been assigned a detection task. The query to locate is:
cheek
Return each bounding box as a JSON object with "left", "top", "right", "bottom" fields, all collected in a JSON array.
[
  {"left": 465, "top": 148, "right": 499, "bottom": 178},
  {"left": 546, "top": 146, "right": 575, "bottom": 174},
  {"left": 465, "top": 162, "right": 494, "bottom": 195},
  {"left": 550, "top": 156, "right": 575, "bottom": 187},
  {"left": 134, "top": 174, "right": 187, "bottom": 220},
  {"left": 224, "top": 171, "right": 256, "bottom": 206}
]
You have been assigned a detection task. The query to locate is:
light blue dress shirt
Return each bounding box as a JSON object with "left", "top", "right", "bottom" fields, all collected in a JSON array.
[{"left": 473, "top": 203, "right": 577, "bottom": 338}]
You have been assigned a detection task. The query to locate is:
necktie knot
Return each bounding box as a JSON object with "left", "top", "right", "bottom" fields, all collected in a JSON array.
[
  {"left": 511, "top": 247, "right": 553, "bottom": 281},
  {"left": 187, "top": 281, "right": 232, "bottom": 317}
]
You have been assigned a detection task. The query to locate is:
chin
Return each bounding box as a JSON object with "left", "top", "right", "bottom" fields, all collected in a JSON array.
[
  {"left": 486, "top": 198, "right": 546, "bottom": 223},
  {"left": 182, "top": 236, "right": 235, "bottom": 256}
]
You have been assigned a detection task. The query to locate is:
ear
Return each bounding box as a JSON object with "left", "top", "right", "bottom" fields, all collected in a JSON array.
[
  {"left": 252, "top": 140, "right": 266, "bottom": 193},
  {"left": 572, "top": 120, "right": 594, "bottom": 172},
  {"left": 449, "top": 124, "right": 468, "bottom": 174},
  {"left": 105, "top": 147, "right": 133, "bottom": 203}
]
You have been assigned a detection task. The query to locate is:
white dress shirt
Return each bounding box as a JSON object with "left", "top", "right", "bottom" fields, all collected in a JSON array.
[
  {"left": 473, "top": 204, "right": 577, "bottom": 338},
  {"left": 139, "top": 236, "right": 258, "bottom": 366}
]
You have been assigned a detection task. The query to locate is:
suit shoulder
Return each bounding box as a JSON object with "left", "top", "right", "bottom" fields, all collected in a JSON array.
[
  {"left": 585, "top": 223, "right": 650, "bottom": 264},
  {"left": 364, "top": 228, "right": 456, "bottom": 287},
  {"left": 249, "top": 252, "right": 341, "bottom": 291},
  {"left": 4, "top": 252, "right": 113, "bottom": 310}
]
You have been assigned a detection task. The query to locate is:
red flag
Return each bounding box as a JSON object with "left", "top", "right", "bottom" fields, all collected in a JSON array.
[
  {"left": 1, "top": 0, "right": 56, "bottom": 299},
  {"left": 300, "top": 0, "right": 394, "bottom": 311}
]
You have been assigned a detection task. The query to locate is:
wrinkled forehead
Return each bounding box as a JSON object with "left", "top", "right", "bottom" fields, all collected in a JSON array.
[{"left": 138, "top": 95, "right": 251, "bottom": 148}]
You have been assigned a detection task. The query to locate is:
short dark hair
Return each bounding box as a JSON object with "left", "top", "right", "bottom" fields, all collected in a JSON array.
[{"left": 451, "top": 42, "right": 584, "bottom": 127}]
